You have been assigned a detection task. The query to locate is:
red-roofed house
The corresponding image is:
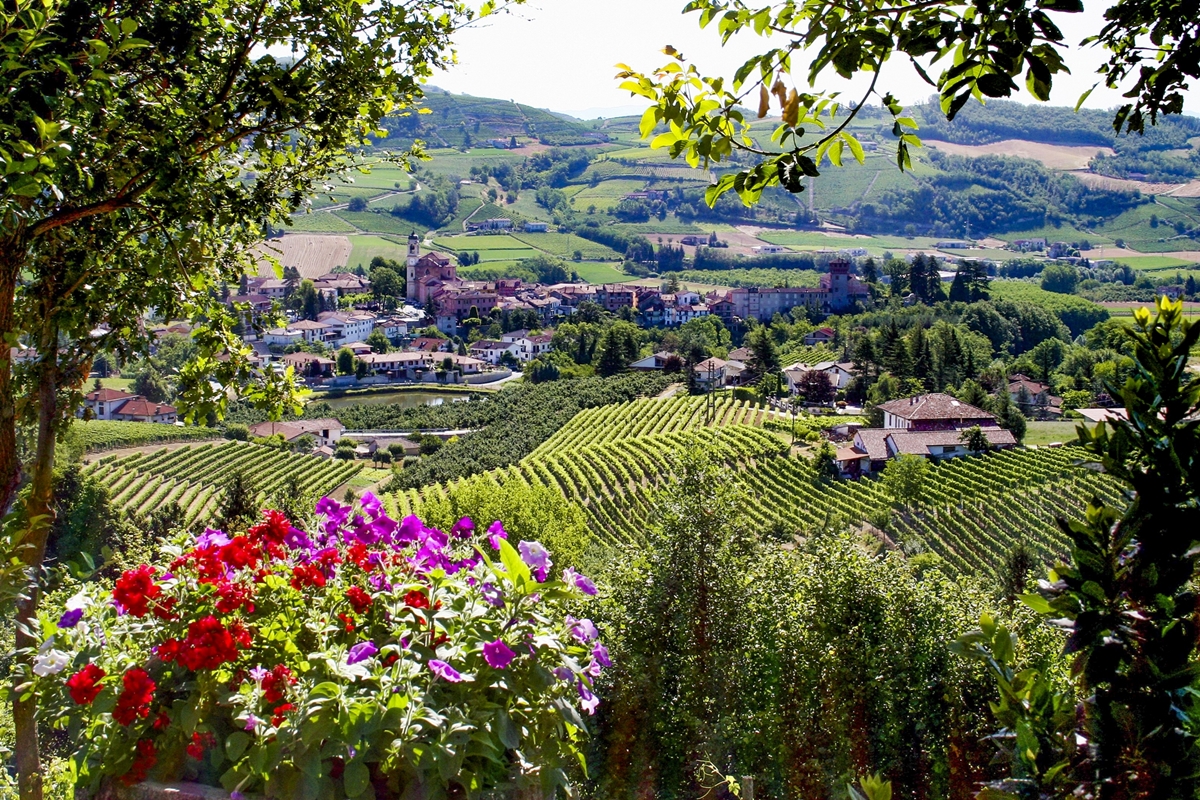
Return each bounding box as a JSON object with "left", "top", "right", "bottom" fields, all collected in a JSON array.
[
  {"left": 83, "top": 388, "right": 138, "bottom": 420},
  {"left": 110, "top": 398, "right": 178, "bottom": 424}
]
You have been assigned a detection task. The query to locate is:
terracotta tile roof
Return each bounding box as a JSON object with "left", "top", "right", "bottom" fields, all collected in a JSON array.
[
  {"left": 115, "top": 399, "right": 176, "bottom": 417},
  {"left": 876, "top": 393, "right": 995, "bottom": 422},
  {"left": 886, "top": 428, "right": 1016, "bottom": 455},
  {"left": 86, "top": 388, "right": 136, "bottom": 403},
  {"left": 854, "top": 429, "right": 891, "bottom": 461}
]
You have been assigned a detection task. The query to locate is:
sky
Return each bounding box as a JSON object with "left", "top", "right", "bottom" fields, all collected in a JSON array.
[{"left": 433, "top": 0, "right": 1199, "bottom": 120}]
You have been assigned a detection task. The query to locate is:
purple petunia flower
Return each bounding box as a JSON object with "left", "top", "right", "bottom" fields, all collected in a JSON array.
[
  {"left": 451, "top": 517, "right": 475, "bottom": 538},
  {"left": 57, "top": 608, "right": 83, "bottom": 628},
  {"left": 359, "top": 491, "right": 383, "bottom": 518},
  {"left": 231, "top": 792, "right": 246, "bottom": 800},
  {"left": 480, "top": 582, "right": 504, "bottom": 608},
  {"left": 368, "top": 572, "right": 393, "bottom": 592},
  {"left": 592, "top": 642, "right": 612, "bottom": 668},
  {"left": 196, "top": 527, "right": 231, "bottom": 549},
  {"left": 244, "top": 714, "right": 262, "bottom": 732},
  {"left": 552, "top": 666, "right": 573, "bottom": 682},
  {"left": 585, "top": 660, "right": 602, "bottom": 677},
  {"left": 487, "top": 520, "right": 507, "bottom": 549},
  {"left": 482, "top": 639, "right": 517, "bottom": 669},
  {"left": 249, "top": 666, "right": 269, "bottom": 683},
  {"left": 567, "top": 616, "right": 599, "bottom": 643},
  {"left": 562, "top": 567, "right": 598, "bottom": 596},
  {"left": 397, "top": 515, "right": 424, "bottom": 544},
  {"left": 348, "top": 641, "right": 379, "bottom": 665},
  {"left": 578, "top": 681, "right": 600, "bottom": 715},
  {"left": 428, "top": 659, "right": 464, "bottom": 682},
  {"left": 283, "top": 526, "right": 313, "bottom": 552},
  {"left": 518, "top": 540, "right": 552, "bottom": 581}
]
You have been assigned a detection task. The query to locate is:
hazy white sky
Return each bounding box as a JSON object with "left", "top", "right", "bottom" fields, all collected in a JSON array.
[{"left": 433, "top": 0, "right": 1199, "bottom": 120}]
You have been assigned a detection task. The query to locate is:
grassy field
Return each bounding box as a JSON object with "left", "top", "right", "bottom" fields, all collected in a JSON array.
[
  {"left": 346, "top": 235, "right": 413, "bottom": 271},
  {"left": 509, "top": 231, "right": 621, "bottom": 260},
  {"left": 572, "top": 262, "right": 628, "bottom": 283},
  {"left": 1113, "top": 255, "right": 1197, "bottom": 270},
  {"left": 99, "top": 377, "right": 134, "bottom": 391},
  {"left": 569, "top": 179, "right": 647, "bottom": 211},
  {"left": 1024, "top": 422, "right": 1089, "bottom": 446},
  {"left": 434, "top": 234, "right": 540, "bottom": 262}
]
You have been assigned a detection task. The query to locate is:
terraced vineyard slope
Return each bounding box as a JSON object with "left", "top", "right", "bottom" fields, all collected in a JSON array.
[
  {"left": 86, "top": 442, "right": 362, "bottom": 527},
  {"left": 391, "top": 391, "right": 1123, "bottom": 575},
  {"left": 529, "top": 394, "right": 791, "bottom": 458}
]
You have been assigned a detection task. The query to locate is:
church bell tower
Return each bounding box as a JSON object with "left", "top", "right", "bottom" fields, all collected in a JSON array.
[{"left": 406, "top": 231, "right": 420, "bottom": 301}]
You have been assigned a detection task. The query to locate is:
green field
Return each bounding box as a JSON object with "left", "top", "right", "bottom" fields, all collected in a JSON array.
[
  {"left": 1114, "top": 255, "right": 1198, "bottom": 270},
  {"left": 347, "top": 235, "right": 414, "bottom": 271},
  {"left": 1023, "top": 422, "right": 1088, "bottom": 446},
  {"left": 569, "top": 179, "right": 647, "bottom": 211},
  {"left": 509, "top": 232, "right": 621, "bottom": 260},
  {"left": 434, "top": 235, "right": 539, "bottom": 262},
  {"left": 572, "top": 262, "right": 628, "bottom": 283},
  {"left": 335, "top": 209, "right": 429, "bottom": 236}
]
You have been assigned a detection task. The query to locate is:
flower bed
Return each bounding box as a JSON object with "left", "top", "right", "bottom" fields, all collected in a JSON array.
[{"left": 34, "top": 494, "right": 607, "bottom": 799}]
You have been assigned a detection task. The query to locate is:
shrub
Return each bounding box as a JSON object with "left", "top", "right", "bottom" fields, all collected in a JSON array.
[
  {"left": 34, "top": 499, "right": 607, "bottom": 798},
  {"left": 223, "top": 423, "right": 249, "bottom": 441}
]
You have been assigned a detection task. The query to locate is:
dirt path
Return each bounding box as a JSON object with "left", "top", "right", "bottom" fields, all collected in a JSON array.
[{"left": 656, "top": 382, "right": 685, "bottom": 399}]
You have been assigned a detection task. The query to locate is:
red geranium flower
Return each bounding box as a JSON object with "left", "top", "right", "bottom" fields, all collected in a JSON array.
[
  {"left": 113, "top": 565, "right": 160, "bottom": 617},
  {"left": 290, "top": 563, "right": 326, "bottom": 591},
  {"left": 218, "top": 536, "right": 260, "bottom": 572},
  {"left": 176, "top": 616, "right": 241, "bottom": 671},
  {"left": 65, "top": 664, "right": 105, "bottom": 705},
  {"left": 271, "top": 703, "right": 295, "bottom": 726},
  {"left": 120, "top": 739, "right": 157, "bottom": 786},
  {"left": 404, "top": 589, "right": 429, "bottom": 609},
  {"left": 347, "top": 543, "right": 371, "bottom": 569},
  {"left": 215, "top": 581, "right": 256, "bottom": 615},
  {"left": 337, "top": 613, "right": 356, "bottom": 632},
  {"left": 261, "top": 665, "right": 296, "bottom": 704},
  {"left": 156, "top": 639, "right": 180, "bottom": 663},
  {"left": 186, "top": 732, "right": 213, "bottom": 759},
  {"left": 248, "top": 510, "right": 291, "bottom": 556},
  {"left": 346, "top": 585, "right": 373, "bottom": 615},
  {"left": 151, "top": 596, "right": 178, "bottom": 621},
  {"left": 113, "top": 668, "right": 155, "bottom": 726}
]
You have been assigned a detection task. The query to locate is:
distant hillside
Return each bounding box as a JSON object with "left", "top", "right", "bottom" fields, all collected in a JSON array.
[
  {"left": 917, "top": 99, "right": 1200, "bottom": 182},
  {"left": 379, "top": 89, "right": 610, "bottom": 148}
]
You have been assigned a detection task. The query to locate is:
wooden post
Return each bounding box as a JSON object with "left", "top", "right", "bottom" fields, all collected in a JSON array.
[{"left": 740, "top": 776, "right": 755, "bottom": 800}]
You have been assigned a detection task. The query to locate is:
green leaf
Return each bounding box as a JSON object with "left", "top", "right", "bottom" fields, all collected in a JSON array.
[
  {"left": 225, "top": 732, "right": 250, "bottom": 762},
  {"left": 1019, "top": 593, "right": 1052, "bottom": 614},
  {"left": 496, "top": 538, "right": 531, "bottom": 587},
  {"left": 344, "top": 759, "right": 370, "bottom": 798}
]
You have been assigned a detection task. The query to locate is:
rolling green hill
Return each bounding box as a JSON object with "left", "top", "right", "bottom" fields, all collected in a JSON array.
[{"left": 378, "top": 89, "right": 611, "bottom": 148}]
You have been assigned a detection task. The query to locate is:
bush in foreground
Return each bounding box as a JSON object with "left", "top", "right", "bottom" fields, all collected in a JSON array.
[{"left": 32, "top": 496, "right": 605, "bottom": 799}]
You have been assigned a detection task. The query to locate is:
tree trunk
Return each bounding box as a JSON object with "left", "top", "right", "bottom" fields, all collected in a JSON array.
[
  {"left": 14, "top": 313, "right": 61, "bottom": 800},
  {"left": 0, "top": 245, "right": 21, "bottom": 516}
]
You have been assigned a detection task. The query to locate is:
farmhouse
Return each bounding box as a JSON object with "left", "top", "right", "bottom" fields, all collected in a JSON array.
[
  {"left": 835, "top": 393, "right": 1017, "bottom": 476},
  {"left": 502, "top": 330, "right": 554, "bottom": 362},
  {"left": 630, "top": 351, "right": 680, "bottom": 371},
  {"left": 804, "top": 327, "right": 836, "bottom": 346},
  {"left": 281, "top": 351, "right": 335, "bottom": 378},
  {"left": 81, "top": 388, "right": 179, "bottom": 424},
  {"left": 249, "top": 418, "right": 344, "bottom": 447},
  {"left": 752, "top": 244, "right": 787, "bottom": 255},
  {"left": 1007, "top": 374, "right": 1063, "bottom": 417},
  {"left": 468, "top": 339, "right": 519, "bottom": 365},
  {"left": 783, "top": 361, "right": 855, "bottom": 394}
]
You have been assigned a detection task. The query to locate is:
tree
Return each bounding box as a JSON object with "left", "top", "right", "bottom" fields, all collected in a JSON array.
[
  {"left": 1041, "top": 263, "right": 1078, "bottom": 294},
  {"left": 216, "top": 471, "right": 258, "bottom": 531},
  {"left": 618, "top": 0, "right": 1197, "bottom": 210},
  {"left": 336, "top": 348, "right": 356, "bottom": 376},
  {"left": 366, "top": 329, "right": 391, "bottom": 354},
  {"left": 132, "top": 365, "right": 172, "bottom": 404},
  {"left": 795, "top": 369, "right": 836, "bottom": 405},
  {"left": 370, "top": 266, "right": 405, "bottom": 308},
  {"left": 881, "top": 454, "right": 930, "bottom": 509},
  {"left": 744, "top": 324, "right": 781, "bottom": 384},
  {"left": 959, "top": 425, "right": 990, "bottom": 454},
  {"left": 347, "top": 196, "right": 369, "bottom": 212},
  {"left": 298, "top": 280, "right": 322, "bottom": 321}
]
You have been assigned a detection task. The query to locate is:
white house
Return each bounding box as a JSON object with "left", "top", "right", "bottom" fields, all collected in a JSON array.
[
  {"left": 264, "top": 327, "right": 304, "bottom": 347},
  {"left": 289, "top": 319, "right": 336, "bottom": 345},
  {"left": 83, "top": 388, "right": 138, "bottom": 421},
  {"left": 249, "top": 418, "right": 344, "bottom": 446},
  {"left": 502, "top": 330, "right": 554, "bottom": 362},
  {"left": 752, "top": 244, "right": 787, "bottom": 255},
  {"left": 319, "top": 311, "right": 377, "bottom": 348},
  {"left": 783, "top": 361, "right": 855, "bottom": 394},
  {"left": 468, "top": 339, "right": 519, "bottom": 365}
]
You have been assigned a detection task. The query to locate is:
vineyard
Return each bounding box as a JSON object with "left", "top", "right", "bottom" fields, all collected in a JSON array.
[
  {"left": 529, "top": 394, "right": 792, "bottom": 458},
  {"left": 85, "top": 442, "right": 362, "bottom": 527},
  {"left": 70, "top": 421, "right": 222, "bottom": 453},
  {"left": 387, "top": 390, "right": 1124, "bottom": 576},
  {"left": 779, "top": 344, "right": 838, "bottom": 367}
]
